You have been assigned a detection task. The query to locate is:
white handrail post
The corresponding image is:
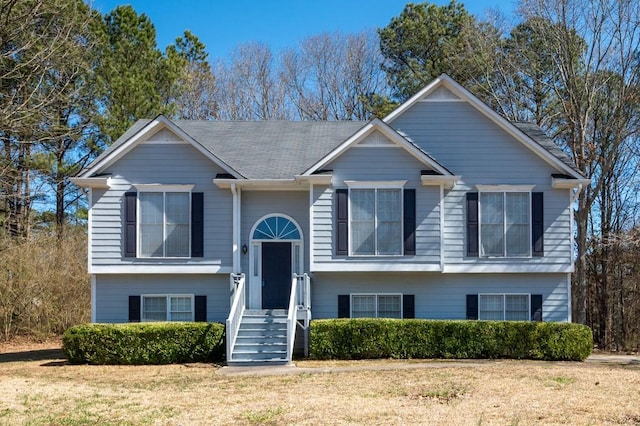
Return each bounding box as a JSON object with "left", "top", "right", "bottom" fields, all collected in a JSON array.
[
  {"left": 287, "top": 274, "right": 299, "bottom": 363},
  {"left": 226, "top": 273, "right": 246, "bottom": 363}
]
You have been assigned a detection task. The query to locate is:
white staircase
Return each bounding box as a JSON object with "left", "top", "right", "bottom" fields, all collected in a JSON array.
[
  {"left": 228, "top": 309, "right": 289, "bottom": 365},
  {"left": 226, "top": 273, "right": 311, "bottom": 366}
]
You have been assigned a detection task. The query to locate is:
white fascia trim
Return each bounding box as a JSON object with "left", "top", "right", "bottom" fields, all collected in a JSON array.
[
  {"left": 442, "top": 263, "right": 574, "bottom": 273},
  {"left": 294, "top": 174, "right": 333, "bottom": 185},
  {"left": 70, "top": 176, "right": 111, "bottom": 188},
  {"left": 303, "top": 118, "right": 453, "bottom": 177},
  {"left": 552, "top": 177, "right": 591, "bottom": 189},
  {"left": 345, "top": 180, "right": 407, "bottom": 188},
  {"left": 133, "top": 184, "right": 194, "bottom": 192},
  {"left": 384, "top": 74, "right": 585, "bottom": 180},
  {"left": 422, "top": 175, "right": 460, "bottom": 189},
  {"left": 476, "top": 184, "right": 536, "bottom": 192},
  {"left": 311, "top": 263, "right": 441, "bottom": 272},
  {"left": 214, "top": 178, "right": 307, "bottom": 191},
  {"left": 80, "top": 115, "right": 242, "bottom": 179},
  {"left": 89, "top": 264, "right": 233, "bottom": 274}
]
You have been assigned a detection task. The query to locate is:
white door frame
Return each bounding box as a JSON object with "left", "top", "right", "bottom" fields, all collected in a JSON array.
[{"left": 248, "top": 214, "right": 303, "bottom": 309}]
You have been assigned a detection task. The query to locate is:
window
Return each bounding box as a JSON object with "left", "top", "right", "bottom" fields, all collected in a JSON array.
[
  {"left": 479, "top": 294, "right": 529, "bottom": 321},
  {"left": 349, "top": 186, "right": 403, "bottom": 256},
  {"left": 142, "top": 295, "right": 194, "bottom": 322},
  {"left": 351, "top": 294, "right": 402, "bottom": 318},
  {"left": 480, "top": 192, "right": 530, "bottom": 257},
  {"left": 139, "top": 190, "right": 191, "bottom": 258}
]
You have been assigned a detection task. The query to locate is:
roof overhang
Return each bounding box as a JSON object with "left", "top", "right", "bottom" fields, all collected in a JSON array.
[
  {"left": 78, "top": 115, "right": 243, "bottom": 179},
  {"left": 421, "top": 175, "right": 460, "bottom": 189},
  {"left": 214, "top": 178, "right": 308, "bottom": 191},
  {"left": 552, "top": 176, "right": 591, "bottom": 189},
  {"left": 69, "top": 176, "right": 112, "bottom": 188},
  {"left": 384, "top": 74, "right": 585, "bottom": 180},
  {"left": 302, "top": 118, "right": 453, "bottom": 177}
]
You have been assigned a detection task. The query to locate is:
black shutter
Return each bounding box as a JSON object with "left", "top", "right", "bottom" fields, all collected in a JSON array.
[
  {"left": 403, "top": 294, "right": 415, "bottom": 319},
  {"left": 338, "top": 295, "right": 350, "bottom": 318},
  {"left": 531, "top": 294, "right": 543, "bottom": 321},
  {"left": 466, "top": 294, "right": 478, "bottom": 320},
  {"left": 124, "top": 192, "right": 137, "bottom": 257},
  {"left": 129, "top": 295, "right": 141, "bottom": 322},
  {"left": 403, "top": 189, "right": 416, "bottom": 255},
  {"left": 336, "top": 189, "right": 348, "bottom": 255},
  {"left": 194, "top": 295, "right": 207, "bottom": 322},
  {"left": 191, "top": 192, "right": 204, "bottom": 257},
  {"left": 467, "top": 193, "right": 479, "bottom": 257},
  {"left": 532, "top": 192, "right": 544, "bottom": 257}
]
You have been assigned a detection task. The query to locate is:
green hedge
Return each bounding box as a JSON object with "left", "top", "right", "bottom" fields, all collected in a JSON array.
[
  {"left": 62, "top": 322, "right": 225, "bottom": 364},
  {"left": 310, "top": 319, "right": 593, "bottom": 361}
]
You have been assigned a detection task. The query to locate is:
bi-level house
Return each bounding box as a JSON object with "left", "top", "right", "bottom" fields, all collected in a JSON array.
[{"left": 72, "top": 75, "right": 589, "bottom": 365}]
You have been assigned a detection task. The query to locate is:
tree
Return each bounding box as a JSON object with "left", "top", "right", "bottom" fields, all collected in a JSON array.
[
  {"left": 167, "top": 31, "right": 219, "bottom": 120},
  {"left": 0, "top": 0, "right": 96, "bottom": 237},
  {"left": 280, "top": 31, "right": 388, "bottom": 120},
  {"left": 516, "top": 0, "right": 640, "bottom": 328},
  {"left": 378, "top": 0, "right": 478, "bottom": 100},
  {"left": 92, "top": 5, "right": 174, "bottom": 143}
]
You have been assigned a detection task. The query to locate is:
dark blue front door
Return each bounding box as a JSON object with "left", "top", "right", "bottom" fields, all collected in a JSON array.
[{"left": 261, "top": 242, "right": 291, "bottom": 309}]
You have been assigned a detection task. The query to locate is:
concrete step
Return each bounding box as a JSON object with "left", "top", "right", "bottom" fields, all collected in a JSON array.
[
  {"left": 236, "top": 328, "right": 287, "bottom": 338},
  {"left": 244, "top": 309, "right": 287, "bottom": 316}
]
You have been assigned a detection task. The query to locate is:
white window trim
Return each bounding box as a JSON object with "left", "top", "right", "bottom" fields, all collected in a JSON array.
[
  {"left": 136, "top": 185, "right": 194, "bottom": 259},
  {"left": 141, "top": 294, "right": 195, "bottom": 322},
  {"left": 350, "top": 293, "right": 403, "bottom": 319},
  {"left": 346, "top": 181, "right": 406, "bottom": 257},
  {"left": 478, "top": 293, "right": 530, "bottom": 321},
  {"left": 477, "top": 190, "right": 532, "bottom": 258}
]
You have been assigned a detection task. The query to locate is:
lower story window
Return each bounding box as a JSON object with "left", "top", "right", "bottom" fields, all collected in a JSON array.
[
  {"left": 142, "top": 294, "right": 194, "bottom": 321},
  {"left": 479, "top": 294, "right": 529, "bottom": 321},
  {"left": 351, "top": 294, "right": 402, "bottom": 319}
]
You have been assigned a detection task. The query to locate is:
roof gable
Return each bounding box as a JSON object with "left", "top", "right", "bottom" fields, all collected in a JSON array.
[
  {"left": 78, "top": 115, "right": 243, "bottom": 179},
  {"left": 384, "top": 74, "right": 585, "bottom": 179},
  {"left": 303, "top": 118, "right": 453, "bottom": 177}
]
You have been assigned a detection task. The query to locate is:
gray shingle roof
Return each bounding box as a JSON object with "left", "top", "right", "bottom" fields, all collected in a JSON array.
[
  {"left": 513, "top": 122, "right": 584, "bottom": 176},
  {"left": 176, "top": 120, "right": 365, "bottom": 179},
  {"left": 83, "top": 118, "right": 582, "bottom": 180}
]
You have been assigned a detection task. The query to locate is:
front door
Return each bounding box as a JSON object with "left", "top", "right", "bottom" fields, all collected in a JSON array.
[{"left": 261, "top": 242, "right": 292, "bottom": 309}]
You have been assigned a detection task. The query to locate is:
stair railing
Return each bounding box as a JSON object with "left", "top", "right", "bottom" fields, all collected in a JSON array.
[
  {"left": 286, "top": 274, "right": 300, "bottom": 362},
  {"left": 226, "top": 273, "right": 246, "bottom": 362}
]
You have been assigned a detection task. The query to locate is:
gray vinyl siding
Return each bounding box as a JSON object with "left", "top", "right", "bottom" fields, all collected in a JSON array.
[
  {"left": 312, "top": 142, "right": 441, "bottom": 270},
  {"left": 90, "top": 142, "right": 232, "bottom": 269},
  {"left": 240, "top": 191, "right": 310, "bottom": 273},
  {"left": 311, "top": 272, "right": 570, "bottom": 322},
  {"left": 392, "top": 101, "right": 572, "bottom": 269},
  {"left": 94, "top": 274, "right": 229, "bottom": 323}
]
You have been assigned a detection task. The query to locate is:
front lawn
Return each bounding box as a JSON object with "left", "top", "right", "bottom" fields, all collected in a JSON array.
[{"left": 0, "top": 341, "right": 638, "bottom": 425}]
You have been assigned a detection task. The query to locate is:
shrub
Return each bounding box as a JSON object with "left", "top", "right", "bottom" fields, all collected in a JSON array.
[
  {"left": 309, "top": 319, "right": 593, "bottom": 361},
  {"left": 63, "top": 322, "right": 225, "bottom": 364}
]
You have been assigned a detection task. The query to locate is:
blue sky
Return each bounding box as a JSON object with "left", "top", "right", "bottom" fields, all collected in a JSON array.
[{"left": 87, "top": 0, "right": 516, "bottom": 59}]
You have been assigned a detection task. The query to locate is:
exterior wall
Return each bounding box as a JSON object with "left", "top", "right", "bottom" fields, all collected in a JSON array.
[
  {"left": 311, "top": 138, "right": 441, "bottom": 271},
  {"left": 94, "top": 274, "right": 230, "bottom": 323},
  {"left": 90, "top": 140, "right": 233, "bottom": 273},
  {"left": 391, "top": 100, "right": 572, "bottom": 272},
  {"left": 311, "top": 272, "right": 570, "bottom": 322}
]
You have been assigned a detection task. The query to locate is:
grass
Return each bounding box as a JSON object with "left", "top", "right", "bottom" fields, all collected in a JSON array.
[{"left": 1, "top": 341, "right": 639, "bottom": 425}]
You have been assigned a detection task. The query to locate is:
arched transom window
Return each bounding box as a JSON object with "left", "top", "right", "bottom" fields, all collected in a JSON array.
[{"left": 252, "top": 215, "right": 301, "bottom": 240}]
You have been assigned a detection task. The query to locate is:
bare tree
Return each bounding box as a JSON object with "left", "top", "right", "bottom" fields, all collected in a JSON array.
[
  {"left": 280, "top": 30, "right": 388, "bottom": 120},
  {"left": 518, "top": 0, "right": 640, "bottom": 326}
]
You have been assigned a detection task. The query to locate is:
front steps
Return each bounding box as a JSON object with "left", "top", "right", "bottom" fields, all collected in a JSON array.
[{"left": 228, "top": 309, "right": 289, "bottom": 366}]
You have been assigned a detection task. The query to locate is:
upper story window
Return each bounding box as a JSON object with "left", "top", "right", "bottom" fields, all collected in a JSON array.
[
  {"left": 347, "top": 181, "right": 406, "bottom": 256},
  {"left": 135, "top": 185, "right": 193, "bottom": 258},
  {"left": 477, "top": 186, "right": 533, "bottom": 258}
]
